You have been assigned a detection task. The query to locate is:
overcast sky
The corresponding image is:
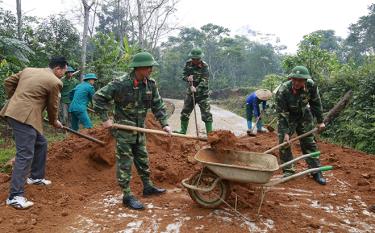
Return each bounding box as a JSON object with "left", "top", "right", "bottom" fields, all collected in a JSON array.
[{"left": 2, "top": 0, "right": 374, "bottom": 53}]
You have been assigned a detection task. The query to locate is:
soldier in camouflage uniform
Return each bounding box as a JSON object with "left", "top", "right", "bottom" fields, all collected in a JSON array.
[
  {"left": 275, "top": 66, "right": 326, "bottom": 185},
  {"left": 59, "top": 66, "right": 79, "bottom": 127},
  {"left": 93, "top": 52, "right": 172, "bottom": 210},
  {"left": 175, "top": 48, "right": 213, "bottom": 134}
]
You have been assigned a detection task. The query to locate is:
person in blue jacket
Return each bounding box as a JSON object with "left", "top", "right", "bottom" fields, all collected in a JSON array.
[
  {"left": 69, "top": 73, "right": 97, "bottom": 131},
  {"left": 245, "top": 89, "right": 272, "bottom": 134}
]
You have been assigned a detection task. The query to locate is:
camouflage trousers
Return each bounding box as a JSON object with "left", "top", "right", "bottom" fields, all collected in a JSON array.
[
  {"left": 180, "top": 93, "right": 213, "bottom": 122},
  {"left": 59, "top": 102, "right": 71, "bottom": 127},
  {"left": 278, "top": 110, "right": 321, "bottom": 174},
  {"left": 116, "top": 138, "right": 153, "bottom": 196}
]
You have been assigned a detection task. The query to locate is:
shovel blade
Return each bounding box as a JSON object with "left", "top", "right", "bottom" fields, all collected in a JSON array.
[{"left": 265, "top": 125, "right": 275, "bottom": 132}]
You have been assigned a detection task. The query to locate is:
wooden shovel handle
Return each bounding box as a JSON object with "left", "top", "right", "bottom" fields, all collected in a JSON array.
[
  {"left": 63, "top": 126, "right": 106, "bottom": 146},
  {"left": 112, "top": 123, "right": 208, "bottom": 141}
]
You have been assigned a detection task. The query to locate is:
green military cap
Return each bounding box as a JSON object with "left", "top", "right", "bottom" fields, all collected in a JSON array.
[
  {"left": 129, "top": 52, "right": 159, "bottom": 68},
  {"left": 67, "top": 66, "right": 75, "bottom": 72},
  {"left": 287, "top": 66, "right": 311, "bottom": 79},
  {"left": 83, "top": 73, "right": 97, "bottom": 81},
  {"left": 189, "top": 48, "right": 204, "bottom": 59}
]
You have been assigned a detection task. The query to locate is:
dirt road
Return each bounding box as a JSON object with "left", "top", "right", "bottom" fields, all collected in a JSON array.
[
  {"left": 0, "top": 101, "right": 374, "bottom": 233},
  {"left": 165, "top": 98, "right": 247, "bottom": 136}
]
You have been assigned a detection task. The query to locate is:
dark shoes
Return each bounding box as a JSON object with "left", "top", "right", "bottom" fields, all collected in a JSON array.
[
  {"left": 143, "top": 186, "right": 166, "bottom": 196},
  {"left": 123, "top": 195, "right": 144, "bottom": 210},
  {"left": 312, "top": 172, "right": 326, "bottom": 185},
  {"left": 122, "top": 186, "right": 166, "bottom": 210}
]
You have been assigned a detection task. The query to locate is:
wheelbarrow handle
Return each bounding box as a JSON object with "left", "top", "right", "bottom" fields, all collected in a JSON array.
[
  {"left": 265, "top": 166, "right": 333, "bottom": 187},
  {"left": 278, "top": 151, "right": 320, "bottom": 169}
]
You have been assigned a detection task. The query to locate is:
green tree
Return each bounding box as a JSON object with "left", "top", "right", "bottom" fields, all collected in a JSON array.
[
  {"left": 344, "top": 4, "right": 375, "bottom": 64},
  {"left": 31, "top": 15, "right": 81, "bottom": 67}
]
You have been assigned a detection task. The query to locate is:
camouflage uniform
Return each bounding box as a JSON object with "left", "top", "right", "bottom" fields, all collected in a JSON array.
[
  {"left": 276, "top": 79, "right": 324, "bottom": 173},
  {"left": 93, "top": 71, "right": 168, "bottom": 196},
  {"left": 180, "top": 59, "right": 212, "bottom": 123}
]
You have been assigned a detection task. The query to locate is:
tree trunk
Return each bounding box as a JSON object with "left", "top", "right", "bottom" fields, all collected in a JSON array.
[
  {"left": 137, "top": 0, "right": 143, "bottom": 48},
  {"left": 81, "top": 0, "right": 93, "bottom": 79},
  {"left": 16, "top": 0, "right": 22, "bottom": 40}
]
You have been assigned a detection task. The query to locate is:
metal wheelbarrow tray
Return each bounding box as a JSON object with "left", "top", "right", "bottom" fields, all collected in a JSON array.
[{"left": 194, "top": 148, "right": 279, "bottom": 184}]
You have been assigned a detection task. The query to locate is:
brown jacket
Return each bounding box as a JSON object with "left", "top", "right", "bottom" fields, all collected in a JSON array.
[{"left": 0, "top": 68, "right": 63, "bottom": 134}]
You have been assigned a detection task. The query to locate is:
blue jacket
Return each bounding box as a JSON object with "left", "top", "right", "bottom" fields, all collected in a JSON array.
[
  {"left": 246, "top": 92, "right": 267, "bottom": 117},
  {"left": 69, "top": 81, "right": 95, "bottom": 112}
]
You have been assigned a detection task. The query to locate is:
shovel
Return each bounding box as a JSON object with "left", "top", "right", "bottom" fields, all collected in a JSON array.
[
  {"left": 247, "top": 116, "right": 261, "bottom": 137},
  {"left": 112, "top": 123, "right": 208, "bottom": 141},
  {"left": 190, "top": 81, "right": 199, "bottom": 137},
  {"left": 43, "top": 118, "right": 105, "bottom": 145},
  {"left": 264, "top": 117, "right": 277, "bottom": 132}
]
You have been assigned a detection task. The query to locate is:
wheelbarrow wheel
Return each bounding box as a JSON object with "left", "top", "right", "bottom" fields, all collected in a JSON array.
[{"left": 187, "top": 168, "right": 231, "bottom": 208}]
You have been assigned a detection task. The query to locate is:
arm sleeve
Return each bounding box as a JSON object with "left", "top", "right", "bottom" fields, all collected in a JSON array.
[
  {"left": 276, "top": 90, "right": 290, "bottom": 134},
  {"left": 262, "top": 101, "right": 267, "bottom": 110},
  {"left": 309, "top": 84, "right": 324, "bottom": 123},
  {"left": 253, "top": 99, "right": 260, "bottom": 117},
  {"left": 69, "top": 88, "right": 76, "bottom": 101},
  {"left": 4, "top": 71, "right": 22, "bottom": 98},
  {"left": 93, "top": 81, "right": 116, "bottom": 121},
  {"left": 151, "top": 85, "right": 168, "bottom": 127},
  {"left": 182, "top": 64, "right": 189, "bottom": 82},
  {"left": 196, "top": 65, "right": 210, "bottom": 89},
  {"left": 47, "top": 82, "right": 62, "bottom": 124}
]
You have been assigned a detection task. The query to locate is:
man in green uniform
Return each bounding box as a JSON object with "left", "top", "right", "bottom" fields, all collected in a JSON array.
[
  {"left": 275, "top": 65, "right": 326, "bottom": 185},
  {"left": 59, "top": 66, "right": 79, "bottom": 127},
  {"left": 93, "top": 52, "right": 171, "bottom": 210},
  {"left": 175, "top": 48, "right": 213, "bottom": 135}
]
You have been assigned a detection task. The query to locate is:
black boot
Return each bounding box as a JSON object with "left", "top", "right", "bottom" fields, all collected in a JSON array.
[
  {"left": 143, "top": 186, "right": 166, "bottom": 196},
  {"left": 312, "top": 172, "right": 326, "bottom": 185},
  {"left": 123, "top": 195, "right": 144, "bottom": 210}
]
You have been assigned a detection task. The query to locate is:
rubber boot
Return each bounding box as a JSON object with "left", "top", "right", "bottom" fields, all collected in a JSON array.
[
  {"left": 143, "top": 185, "right": 166, "bottom": 196},
  {"left": 247, "top": 120, "right": 252, "bottom": 129},
  {"left": 205, "top": 121, "right": 213, "bottom": 134},
  {"left": 123, "top": 195, "right": 144, "bottom": 210},
  {"left": 174, "top": 119, "right": 189, "bottom": 135},
  {"left": 257, "top": 120, "right": 268, "bottom": 133},
  {"left": 312, "top": 171, "right": 326, "bottom": 185}
]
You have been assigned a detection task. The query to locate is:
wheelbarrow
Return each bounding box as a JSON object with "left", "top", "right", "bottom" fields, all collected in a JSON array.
[{"left": 181, "top": 148, "right": 332, "bottom": 213}]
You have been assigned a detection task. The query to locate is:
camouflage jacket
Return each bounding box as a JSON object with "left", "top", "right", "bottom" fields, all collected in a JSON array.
[
  {"left": 182, "top": 59, "right": 210, "bottom": 97},
  {"left": 93, "top": 71, "right": 168, "bottom": 144},
  {"left": 275, "top": 79, "right": 324, "bottom": 133}
]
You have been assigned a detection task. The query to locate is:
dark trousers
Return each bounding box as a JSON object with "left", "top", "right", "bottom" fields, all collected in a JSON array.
[{"left": 7, "top": 117, "right": 48, "bottom": 199}]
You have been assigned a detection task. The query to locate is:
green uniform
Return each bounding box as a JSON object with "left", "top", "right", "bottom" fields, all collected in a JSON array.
[
  {"left": 180, "top": 59, "right": 212, "bottom": 123},
  {"left": 275, "top": 79, "right": 324, "bottom": 173},
  {"left": 59, "top": 76, "right": 80, "bottom": 126},
  {"left": 93, "top": 71, "right": 168, "bottom": 196}
]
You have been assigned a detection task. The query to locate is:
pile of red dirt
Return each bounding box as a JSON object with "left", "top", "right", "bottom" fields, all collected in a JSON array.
[
  {"left": 0, "top": 114, "right": 374, "bottom": 232},
  {"left": 208, "top": 130, "right": 238, "bottom": 150}
]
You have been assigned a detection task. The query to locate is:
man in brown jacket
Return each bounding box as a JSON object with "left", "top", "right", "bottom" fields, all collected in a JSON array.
[{"left": 0, "top": 57, "right": 67, "bottom": 209}]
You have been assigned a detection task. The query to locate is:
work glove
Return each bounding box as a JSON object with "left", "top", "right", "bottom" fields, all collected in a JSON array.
[
  {"left": 163, "top": 126, "right": 172, "bottom": 135},
  {"left": 187, "top": 75, "right": 194, "bottom": 82}
]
